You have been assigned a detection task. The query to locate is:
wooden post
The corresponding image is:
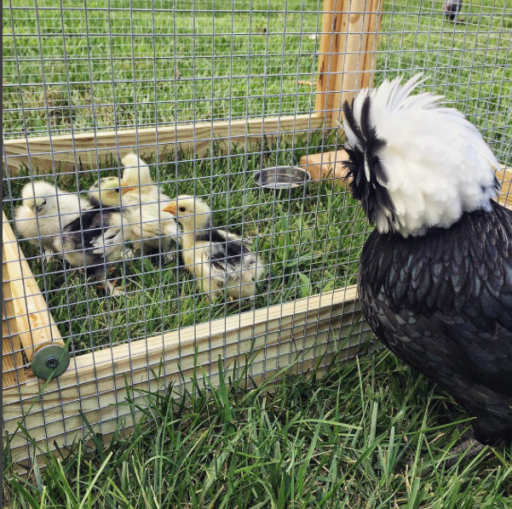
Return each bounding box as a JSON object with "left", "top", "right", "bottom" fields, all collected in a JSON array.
[
  {"left": 330, "top": 0, "right": 368, "bottom": 128},
  {"left": 2, "top": 326, "right": 25, "bottom": 389},
  {"left": 2, "top": 213, "right": 64, "bottom": 362},
  {"left": 305, "top": 0, "right": 384, "bottom": 177},
  {"left": 361, "top": 0, "right": 385, "bottom": 90},
  {"left": 315, "top": 0, "right": 345, "bottom": 117},
  {"left": 314, "top": 0, "right": 385, "bottom": 128}
]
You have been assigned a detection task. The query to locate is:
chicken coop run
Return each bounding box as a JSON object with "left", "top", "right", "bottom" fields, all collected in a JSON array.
[{"left": 3, "top": 0, "right": 512, "bottom": 467}]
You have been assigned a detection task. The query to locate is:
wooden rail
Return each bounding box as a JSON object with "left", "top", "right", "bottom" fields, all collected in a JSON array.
[
  {"left": 2, "top": 213, "right": 64, "bottom": 369},
  {"left": 3, "top": 114, "right": 324, "bottom": 176},
  {"left": 4, "top": 285, "right": 370, "bottom": 464}
]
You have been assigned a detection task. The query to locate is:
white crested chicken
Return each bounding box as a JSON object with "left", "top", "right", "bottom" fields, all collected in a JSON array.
[{"left": 343, "top": 73, "right": 511, "bottom": 452}]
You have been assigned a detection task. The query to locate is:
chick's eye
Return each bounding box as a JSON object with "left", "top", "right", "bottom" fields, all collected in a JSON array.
[
  {"left": 114, "top": 188, "right": 120, "bottom": 193},
  {"left": 179, "top": 206, "right": 186, "bottom": 212}
]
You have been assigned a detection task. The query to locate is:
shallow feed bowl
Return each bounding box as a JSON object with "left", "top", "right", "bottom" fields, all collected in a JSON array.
[{"left": 254, "top": 166, "right": 311, "bottom": 190}]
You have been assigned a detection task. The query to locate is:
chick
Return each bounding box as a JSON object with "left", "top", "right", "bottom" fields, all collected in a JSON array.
[
  {"left": 444, "top": 0, "right": 463, "bottom": 22},
  {"left": 61, "top": 179, "right": 135, "bottom": 296},
  {"left": 119, "top": 153, "right": 178, "bottom": 263},
  {"left": 15, "top": 181, "right": 91, "bottom": 261},
  {"left": 163, "top": 196, "right": 266, "bottom": 300}
]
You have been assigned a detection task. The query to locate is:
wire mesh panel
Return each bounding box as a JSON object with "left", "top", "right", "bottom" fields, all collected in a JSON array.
[{"left": 2, "top": 0, "right": 512, "bottom": 465}]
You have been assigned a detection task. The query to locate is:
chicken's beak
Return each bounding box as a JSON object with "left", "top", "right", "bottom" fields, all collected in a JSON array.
[
  {"left": 120, "top": 185, "right": 137, "bottom": 195},
  {"left": 163, "top": 203, "right": 177, "bottom": 215}
]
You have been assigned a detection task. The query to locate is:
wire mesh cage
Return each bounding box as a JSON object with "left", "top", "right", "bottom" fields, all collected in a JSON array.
[{"left": 3, "top": 0, "right": 512, "bottom": 466}]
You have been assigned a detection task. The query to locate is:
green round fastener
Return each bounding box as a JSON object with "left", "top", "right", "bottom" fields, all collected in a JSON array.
[{"left": 31, "top": 345, "right": 70, "bottom": 380}]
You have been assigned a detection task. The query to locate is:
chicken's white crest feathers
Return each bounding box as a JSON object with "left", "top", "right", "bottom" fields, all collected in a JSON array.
[{"left": 342, "top": 73, "right": 499, "bottom": 237}]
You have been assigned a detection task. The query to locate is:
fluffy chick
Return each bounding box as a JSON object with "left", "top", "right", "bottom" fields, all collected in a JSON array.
[
  {"left": 163, "top": 196, "right": 265, "bottom": 300},
  {"left": 61, "top": 179, "right": 134, "bottom": 295},
  {"left": 15, "top": 181, "right": 91, "bottom": 260},
  {"left": 119, "top": 153, "right": 178, "bottom": 263}
]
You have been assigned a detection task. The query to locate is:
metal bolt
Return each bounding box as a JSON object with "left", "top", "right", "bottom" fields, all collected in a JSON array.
[{"left": 45, "top": 357, "right": 59, "bottom": 369}]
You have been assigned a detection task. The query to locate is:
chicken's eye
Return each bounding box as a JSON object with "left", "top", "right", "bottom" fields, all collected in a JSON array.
[
  {"left": 114, "top": 188, "right": 120, "bottom": 193},
  {"left": 179, "top": 206, "right": 186, "bottom": 212}
]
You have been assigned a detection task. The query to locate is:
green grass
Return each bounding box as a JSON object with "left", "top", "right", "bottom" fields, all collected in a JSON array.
[
  {"left": 3, "top": 0, "right": 512, "bottom": 506},
  {"left": 3, "top": 347, "right": 512, "bottom": 507}
]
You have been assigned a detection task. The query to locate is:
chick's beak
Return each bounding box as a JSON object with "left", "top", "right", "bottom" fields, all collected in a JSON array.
[
  {"left": 163, "top": 203, "right": 177, "bottom": 215},
  {"left": 121, "top": 185, "right": 137, "bottom": 195}
]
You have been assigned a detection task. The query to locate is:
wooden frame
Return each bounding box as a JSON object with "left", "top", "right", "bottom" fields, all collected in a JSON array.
[
  {"left": 3, "top": 0, "right": 385, "bottom": 466},
  {"left": 2, "top": 214, "right": 65, "bottom": 392},
  {"left": 3, "top": 115, "right": 324, "bottom": 176},
  {"left": 4, "top": 286, "right": 371, "bottom": 464}
]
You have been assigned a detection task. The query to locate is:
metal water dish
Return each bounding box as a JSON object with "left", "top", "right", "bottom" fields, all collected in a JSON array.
[{"left": 254, "top": 166, "right": 311, "bottom": 190}]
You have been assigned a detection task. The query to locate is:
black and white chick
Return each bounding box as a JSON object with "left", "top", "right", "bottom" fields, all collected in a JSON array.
[
  {"left": 15, "top": 181, "right": 91, "bottom": 261},
  {"left": 163, "top": 196, "right": 266, "bottom": 301},
  {"left": 444, "top": 0, "right": 463, "bottom": 22},
  {"left": 60, "top": 178, "right": 135, "bottom": 296},
  {"left": 342, "top": 73, "right": 512, "bottom": 448}
]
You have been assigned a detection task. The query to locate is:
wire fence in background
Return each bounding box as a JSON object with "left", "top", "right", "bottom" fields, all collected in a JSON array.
[{"left": 2, "top": 0, "right": 511, "bottom": 464}]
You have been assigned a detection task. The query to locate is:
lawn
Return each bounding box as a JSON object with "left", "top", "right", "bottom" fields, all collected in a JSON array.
[
  {"left": 4, "top": 348, "right": 512, "bottom": 508},
  {"left": 3, "top": 0, "right": 512, "bottom": 506}
]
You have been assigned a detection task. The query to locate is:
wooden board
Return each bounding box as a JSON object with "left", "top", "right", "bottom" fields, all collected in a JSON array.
[
  {"left": 2, "top": 260, "right": 27, "bottom": 389},
  {"left": 300, "top": 151, "right": 512, "bottom": 208},
  {"left": 496, "top": 168, "right": 512, "bottom": 208},
  {"left": 361, "top": 0, "right": 385, "bottom": 90},
  {"left": 3, "top": 285, "right": 370, "bottom": 465},
  {"left": 314, "top": 0, "right": 384, "bottom": 127},
  {"left": 314, "top": 0, "right": 345, "bottom": 117},
  {"left": 330, "top": 0, "right": 370, "bottom": 128},
  {"left": 3, "top": 114, "right": 324, "bottom": 176},
  {"left": 301, "top": 150, "right": 349, "bottom": 184},
  {"left": 2, "top": 213, "right": 64, "bottom": 361}
]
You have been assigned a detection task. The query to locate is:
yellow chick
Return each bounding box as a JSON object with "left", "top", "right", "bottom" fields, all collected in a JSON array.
[
  {"left": 163, "top": 196, "right": 266, "bottom": 301},
  {"left": 119, "top": 153, "right": 178, "bottom": 263}
]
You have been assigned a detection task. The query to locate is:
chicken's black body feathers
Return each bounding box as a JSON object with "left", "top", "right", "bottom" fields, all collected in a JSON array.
[
  {"left": 359, "top": 200, "right": 512, "bottom": 444},
  {"left": 62, "top": 204, "right": 123, "bottom": 280}
]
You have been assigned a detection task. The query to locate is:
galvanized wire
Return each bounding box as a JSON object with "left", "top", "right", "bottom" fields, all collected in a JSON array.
[{"left": 2, "top": 0, "right": 511, "bottom": 455}]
